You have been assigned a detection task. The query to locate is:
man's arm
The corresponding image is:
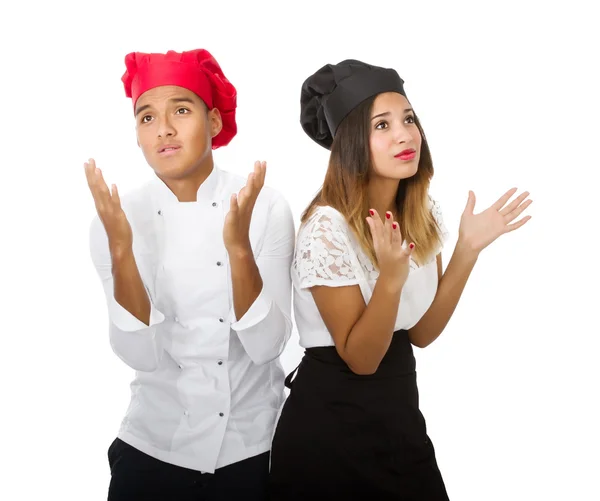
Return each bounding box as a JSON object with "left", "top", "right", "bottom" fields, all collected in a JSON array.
[
  {"left": 90, "top": 216, "right": 166, "bottom": 372},
  {"left": 228, "top": 192, "right": 295, "bottom": 365}
]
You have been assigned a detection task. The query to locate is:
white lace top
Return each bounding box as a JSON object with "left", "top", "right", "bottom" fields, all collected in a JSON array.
[{"left": 292, "top": 199, "right": 449, "bottom": 348}]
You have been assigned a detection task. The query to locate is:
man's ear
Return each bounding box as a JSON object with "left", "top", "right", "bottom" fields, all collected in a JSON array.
[{"left": 208, "top": 108, "right": 223, "bottom": 138}]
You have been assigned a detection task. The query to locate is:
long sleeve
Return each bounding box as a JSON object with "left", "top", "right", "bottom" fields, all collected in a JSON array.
[
  {"left": 89, "top": 216, "right": 166, "bottom": 372},
  {"left": 230, "top": 192, "right": 295, "bottom": 365}
]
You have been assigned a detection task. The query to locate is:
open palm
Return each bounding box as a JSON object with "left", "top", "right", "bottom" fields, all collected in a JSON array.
[
  {"left": 223, "top": 161, "right": 266, "bottom": 253},
  {"left": 459, "top": 188, "right": 532, "bottom": 253}
]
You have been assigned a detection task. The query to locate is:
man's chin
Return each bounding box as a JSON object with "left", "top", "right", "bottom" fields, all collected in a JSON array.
[{"left": 150, "top": 161, "right": 188, "bottom": 179}]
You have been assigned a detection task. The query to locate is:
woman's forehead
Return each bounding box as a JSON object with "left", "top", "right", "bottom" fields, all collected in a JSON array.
[{"left": 372, "top": 92, "right": 410, "bottom": 113}]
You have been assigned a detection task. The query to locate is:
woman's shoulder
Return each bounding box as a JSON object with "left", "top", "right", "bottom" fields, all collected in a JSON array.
[
  {"left": 426, "top": 194, "right": 450, "bottom": 244},
  {"left": 427, "top": 194, "right": 442, "bottom": 215},
  {"left": 300, "top": 204, "right": 348, "bottom": 232},
  {"left": 296, "top": 205, "right": 356, "bottom": 254}
]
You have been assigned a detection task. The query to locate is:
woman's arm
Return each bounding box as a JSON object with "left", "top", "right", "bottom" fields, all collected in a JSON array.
[
  {"left": 311, "top": 275, "right": 402, "bottom": 376},
  {"left": 408, "top": 245, "right": 477, "bottom": 348},
  {"left": 409, "top": 187, "right": 532, "bottom": 348},
  {"left": 309, "top": 209, "right": 412, "bottom": 375}
]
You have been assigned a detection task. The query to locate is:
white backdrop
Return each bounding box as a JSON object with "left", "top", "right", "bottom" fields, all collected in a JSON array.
[{"left": 1, "top": 1, "right": 598, "bottom": 499}]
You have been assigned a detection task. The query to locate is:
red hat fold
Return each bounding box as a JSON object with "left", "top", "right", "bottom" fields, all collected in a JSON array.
[{"left": 121, "top": 49, "right": 237, "bottom": 149}]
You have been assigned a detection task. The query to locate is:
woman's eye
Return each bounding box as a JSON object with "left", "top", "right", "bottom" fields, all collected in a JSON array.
[
  {"left": 141, "top": 116, "right": 152, "bottom": 123},
  {"left": 176, "top": 108, "right": 190, "bottom": 114},
  {"left": 405, "top": 115, "right": 415, "bottom": 124},
  {"left": 375, "top": 121, "right": 388, "bottom": 130}
]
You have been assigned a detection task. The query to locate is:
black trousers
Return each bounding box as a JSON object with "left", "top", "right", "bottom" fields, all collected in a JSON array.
[{"left": 107, "top": 438, "right": 270, "bottom": 501}]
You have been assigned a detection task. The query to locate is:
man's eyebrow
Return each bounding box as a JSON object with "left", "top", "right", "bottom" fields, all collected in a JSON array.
[
  {"left": 135, "top": 97, "right": 197, "bottom": 117},
  {"left": 168, "top": 97, "right": 196, "bottom": 105},
  {"left": 135, "top": 104, "right": 151, "bottom": 117}
]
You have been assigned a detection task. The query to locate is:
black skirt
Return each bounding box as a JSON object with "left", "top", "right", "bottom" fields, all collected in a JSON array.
[{"left": 269, "top": 330, "right": 449, "bottom": 500}]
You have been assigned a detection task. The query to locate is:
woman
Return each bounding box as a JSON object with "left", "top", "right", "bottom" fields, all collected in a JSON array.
[{"left": 269, "top": 59, "right": 531, "bottom": 499}]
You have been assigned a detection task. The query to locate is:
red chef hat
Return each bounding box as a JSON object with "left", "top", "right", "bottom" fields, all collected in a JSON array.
[{"left": 121, "top": 48, "right": 237, "bottom": 149}]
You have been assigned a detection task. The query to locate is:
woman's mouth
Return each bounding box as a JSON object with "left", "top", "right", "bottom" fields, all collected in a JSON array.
[{"left": 395, "top": 149, "right": 416, "bottom": 161}]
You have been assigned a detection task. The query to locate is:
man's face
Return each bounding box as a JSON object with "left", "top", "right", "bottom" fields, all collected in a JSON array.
[{"left": 134, "top": 85, "right": 222, "bottom": 180}]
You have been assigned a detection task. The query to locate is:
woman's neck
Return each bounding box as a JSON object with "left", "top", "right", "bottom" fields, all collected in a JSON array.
[{"left": 368, "top": 176, "right": 400, "bottom": 219}]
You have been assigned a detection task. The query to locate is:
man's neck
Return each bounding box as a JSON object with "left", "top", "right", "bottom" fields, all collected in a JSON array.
[{"left": 158, "top": 158, "right": 214, "bottom": 202}]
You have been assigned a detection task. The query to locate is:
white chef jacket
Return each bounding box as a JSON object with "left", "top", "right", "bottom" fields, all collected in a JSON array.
[
  {"left": 89, "top": 164, "right": 295, "bottom": 473},
  {"left": 292, "top": 199, "right": 449, "bottom": 348}
]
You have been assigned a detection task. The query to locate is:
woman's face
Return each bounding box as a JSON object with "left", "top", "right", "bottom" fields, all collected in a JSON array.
[{"left": 368, "top": 92, "right": 422, "bottom": 181}]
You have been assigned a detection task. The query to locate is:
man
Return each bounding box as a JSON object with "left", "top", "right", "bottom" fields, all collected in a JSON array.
[{"left": 85, "top": 48, "right": 294, "bottom": 500}]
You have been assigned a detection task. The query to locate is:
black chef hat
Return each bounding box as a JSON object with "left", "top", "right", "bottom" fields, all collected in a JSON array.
[{"left": 300, "top": 59, "right": 407, "bottom": 150}]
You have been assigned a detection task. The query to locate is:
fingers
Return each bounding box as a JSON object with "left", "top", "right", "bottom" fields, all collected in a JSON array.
[
  {"left": 84, "top": 158, "right": 96, "bottom": 188},
  {"left": 229, "top": 193, "right": 239, "bottom": 213},
  {"left": 238, "top": 161, "right": 267, "bottom": 209},
  {"left": 111, "top": 184, "right": 122, "bottom": 208},
  {"left": 253, "top": 160, "right": 266, "bottom": 189},
  {"left": 249, "top": 161, "right": 266, "bottom": 190},
  {"left": 366, "top": 209, "right": 384, "bottom": 244},
  {"left": 390, "top": 221, "right": 414, "bottom": 258},
  {"left": 370, "top": 210, "right": 409, "bottom": 251},
  {"left": 368, "top": 209, "right": 415, "bottom": 263},
  {"left": 85, "top": 158, "right": 112, "bottom": 210},
  {"left": 84, "top": 159, "right": 101, "bottom": 195},
  {"left": 492, "top": 187, "right": 518, "bottom": 211},
  {"left": 246, "top": 172, "right": 255, "bottom": 191},
  {"left": 499, "top": 190, "right": 529, "bottom": 215},
  {"left": 391, "top": 220, "right": 402, "bottom": 247},
  {"left": 505, "top": 215, "right": 532, "bottom": 232},
  {"left": 464, "top": 190, "right": 476, "bottom": 215},
  {"left": 502, "top": 195, "right": 532, "bottom": 223},
  {"left": 96, "top": 171, "right": 111, "bottom": 205},
  {"left": 505, "top": 199, "right": 533, "bottom": 224},
  {"left": 384, "top": 211, "right": 393, "bottom": 244},
  {"left": 85, "top": 159, "right": 109, "bottom": 195}
]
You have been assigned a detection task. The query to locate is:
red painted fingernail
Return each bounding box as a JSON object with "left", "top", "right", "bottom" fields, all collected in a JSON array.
[
  {"left": 369, "top": 209, "right": 374, "bottom": 216},
  {"left": 392, "top": 223, "right": 397, "bottom": 229},
  {"left": 386, "top": 212, "right": 391, "bottom": 219},
  {"left": 409, "top": 243, "right": 415, "bottom": 249}
]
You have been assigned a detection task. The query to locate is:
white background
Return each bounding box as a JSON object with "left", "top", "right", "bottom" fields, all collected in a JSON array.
[{"left": 1, "top": 0, "right": 598, "bottom": 499}]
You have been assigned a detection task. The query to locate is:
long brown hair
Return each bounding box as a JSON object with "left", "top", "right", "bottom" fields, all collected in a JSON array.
[{"left": 301, "top": 95, "right": 442, "bottom": 266}]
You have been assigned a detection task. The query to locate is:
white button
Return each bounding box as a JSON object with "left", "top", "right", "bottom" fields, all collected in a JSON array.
[
  {"left": 174, "top": 317, "right": 179, "bottom": 323},
  {"left": 184, "top": 410, "right": 189, "bottom": 416},
  {"left": 178, "top": 365, "right": 183, "bottom": 369}
]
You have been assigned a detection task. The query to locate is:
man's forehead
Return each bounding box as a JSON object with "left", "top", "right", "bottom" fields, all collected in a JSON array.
[{"left": 137, "top": 85, "right": 199, "bottom": 104}]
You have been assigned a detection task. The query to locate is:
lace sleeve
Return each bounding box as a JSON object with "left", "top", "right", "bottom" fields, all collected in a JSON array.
[
  {"left": 430, "top": 197, "right": 450, "bottom": 250},
  {"left": 293, "top": 209, "right": 362, "bottom": 289}
]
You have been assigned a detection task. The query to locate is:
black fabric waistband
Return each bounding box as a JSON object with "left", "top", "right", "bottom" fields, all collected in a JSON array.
[{"left": 285, "top": 329, "right": 416, "bottom": 389}]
